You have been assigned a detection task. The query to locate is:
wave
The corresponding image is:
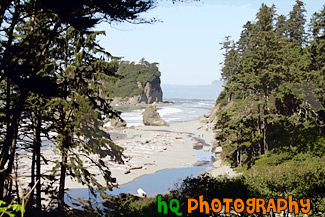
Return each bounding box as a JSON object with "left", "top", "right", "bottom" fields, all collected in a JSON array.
[
  {"left": 158, "top": 107, "right": 183, "bottom": 117},
  {"left": 198, "top": 102, "right": 214, "bottom": 106},
  {"left": 163, "top": 117, "right": 180, "bottom": 122},
  {"left": 105, "top": 98, "right": 213, "bottom": 127}
]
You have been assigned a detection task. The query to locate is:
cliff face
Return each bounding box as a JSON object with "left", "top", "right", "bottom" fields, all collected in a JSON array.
[{"left": 137, "top": 77, "right": 163, "bottom": 104}]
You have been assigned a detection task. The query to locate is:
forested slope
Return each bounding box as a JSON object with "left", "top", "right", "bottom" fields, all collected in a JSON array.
[
  {"left": 212, "top": 1, "right": 325, "bottom": 214},
  {"left": 216, "top": 0, "right": 324, "bottom": 168}
]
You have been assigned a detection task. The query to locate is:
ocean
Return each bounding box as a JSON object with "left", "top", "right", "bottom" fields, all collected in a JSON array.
[{"left": 118, "top": 84, "right": 223, "bottom": 126}]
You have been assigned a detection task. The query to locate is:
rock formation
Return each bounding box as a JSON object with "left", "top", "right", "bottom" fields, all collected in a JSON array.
[
  {"left": 110, "top": 116, "right": 127, "bottom": 128},
  {"left": 136, "top": 188, "right": 147, "bottom": 198},
  {"left": 200, "top": 103, "right": 220, "bottom": 124},
  {"left": 142, "top": 104, "right": 168, "bottom": 126},
  {"left": 110, "top": 59, "right": 164, "bottom": 105},
  {"left": 137, "top": 77, "right": 163, "bottom": 104}
]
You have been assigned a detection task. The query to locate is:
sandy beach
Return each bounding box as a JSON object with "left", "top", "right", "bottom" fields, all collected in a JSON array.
[
  {"left": 67, "top": 118, "right": 236, "bottom": 188},
  {"left": 16, "top": 118, "right": 235, "bottom": 193}
]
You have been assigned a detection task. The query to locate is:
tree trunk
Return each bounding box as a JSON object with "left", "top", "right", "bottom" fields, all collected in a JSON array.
[
  {"left": 263, "top": 92, "right": 269, "bottom": 154},
  {"left": 239, "top": 147, "right": 243, "bottom": 166},
  {"left": 257, "top": 103, "right": 262, "bottom": 155},
  {"left": 30, "top": 141, "right": 35, "bottom": 207},
  {"left": 319, "top": 110, "right": 325, "bottom": 135},
  {"left": 0, "top": 91, "right": 27, "bottom": 199},
  {"left": 5, "top": 113, "right": 20, "bottom": 198},
  {"left": 290, "top": 124, "right": 298, "bottom": 148},
  {"left": 263, "top": 115, "right": 269, "bottom": 154},
  {"left": 35, "top": 111, "right": 42, "bottom": 211},
  {"left": 13, "top": 152, "right": 19, "bottom": 202},
  {"left": 58, "top": 152, "right": 67, "bottom": 217},
  {"left": 5, "top": 79, "right": 10, "bottom": 163},
  {"left": 58, "top": 127, "right": 70, "bottom": 217},
  {"left": 0, "top": 78, "right": 10, "bottom": 199},
  {"left": 236, "top": 150, "right": 239, "bottom": 166}
]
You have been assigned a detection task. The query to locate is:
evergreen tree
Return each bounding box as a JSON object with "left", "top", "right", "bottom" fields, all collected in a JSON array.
[
  {"left": 220, "top": 36, "right": 239, "bottom": 102},
  {"left": 285, "top": 0, "right": 307, "bottom": 44},
  {"left": 49, "top": 28, "right": 123, "bottom": 215},
  {"left": 216, "top": 1, "right": 324, "bottom": 169},
  {"left": 0, "top": 0, "right": 157, "bottom": 214},
  {"left": 274, "top": 0, "right": 308, "bottom": 148},
  {"left": 308, "top": 5, "right": 325, "bottom": 135},
  {"left": 239, "top": 4, "right": 279, "bottom": 154}
]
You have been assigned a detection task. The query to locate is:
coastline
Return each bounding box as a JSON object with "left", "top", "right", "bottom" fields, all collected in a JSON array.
[
  {"left": 65, "top": 118, "right": 237, "bottom": 189},
  {"left": 17, "top": 118, "right": 236, "bottom": 193},
  {"left": 67, "top": 118, "right": 205, "bottom": 188}
]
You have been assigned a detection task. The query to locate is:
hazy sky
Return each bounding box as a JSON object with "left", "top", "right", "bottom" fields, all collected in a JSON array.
[{"left": 96, "top": 0, "right": 324, "bottom": 85}]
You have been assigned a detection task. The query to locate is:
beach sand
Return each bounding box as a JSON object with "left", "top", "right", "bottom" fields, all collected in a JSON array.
[{"left": 16, "top": 118, "right": 236, "bottom": 193}]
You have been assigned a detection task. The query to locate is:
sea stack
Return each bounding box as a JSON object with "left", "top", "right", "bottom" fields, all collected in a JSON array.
[{"left": 142, "top": 103, "right": 168, "bottom": 126}]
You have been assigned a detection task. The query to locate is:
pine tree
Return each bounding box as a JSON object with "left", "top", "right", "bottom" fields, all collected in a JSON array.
[
  {"left": 220, "top": 36, "right": 239, "bottom": 102},
  {"left": 43, "top": 27, "right": 124, "bottom": 215},
  {"left": 240, "top": 4, "right": 280, "bottom": 154},
  {"left": 274, "top": 0, "right": 308, "bottom": 148},
  {"left": 285, "top": 0, "right": 307, "bottom": 44},
  {"left": 308, "top": 5, "right": 325, "bottom": 135}
]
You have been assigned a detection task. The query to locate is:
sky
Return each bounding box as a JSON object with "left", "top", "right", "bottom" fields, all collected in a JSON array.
[{"left": 96, "top": 0, "right": 324, "bottom": 85}]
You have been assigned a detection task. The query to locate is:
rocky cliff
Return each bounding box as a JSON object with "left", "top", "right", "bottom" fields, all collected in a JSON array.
[
  {"left": 137, "top": 77, "right": 163, "bottom": 104},
  {"left": 110, "top": 59, "right": 163, "bottom": 105}
]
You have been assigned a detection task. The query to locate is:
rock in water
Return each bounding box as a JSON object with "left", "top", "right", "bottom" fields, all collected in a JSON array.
[
  {"left": 110, "top": 116, "right": 127, "bottom": 128},
  {"left": 142, "top": 104, "right": 168, "bottom": 126},
  {"left": 136, "top": 188, "right": 147, "bottom": 198}
]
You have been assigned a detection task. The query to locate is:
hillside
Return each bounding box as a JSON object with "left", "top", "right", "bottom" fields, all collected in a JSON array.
[
  {"left": 110, "top": 58, "right": 163, "bottom": 104},
  {"left": 209, "top": 1, "right": 325, "bottom": 215}
]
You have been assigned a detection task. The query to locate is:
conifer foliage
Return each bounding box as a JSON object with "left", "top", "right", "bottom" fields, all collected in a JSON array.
[
  {"left": 217, "top": 1, "right": 325, "bottom": 167},
  {"left": 215, "top": 3, "right": 325, "bottom": 214},
  {"left": 0, "top": 0, "right": 155, "bottom": 215}
]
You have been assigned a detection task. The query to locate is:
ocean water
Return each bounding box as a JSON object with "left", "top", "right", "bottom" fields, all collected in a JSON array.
[
  {"left": 118, "top": 84, "right": 223, "bottom": 127},
  {"left": 162, "top": 84, "right": 222, "bottom": 101}
]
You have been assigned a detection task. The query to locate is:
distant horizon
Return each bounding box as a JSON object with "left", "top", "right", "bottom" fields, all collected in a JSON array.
[
  {"left": 162, "top": 80, "right": 224, "bottom": 86},
  {"left": 161, "top": 83, "right": 221, "bottom": 86}
]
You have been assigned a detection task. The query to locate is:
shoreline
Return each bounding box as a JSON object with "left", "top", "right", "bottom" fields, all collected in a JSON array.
[
  {"left": 80, "top": 119, "right": 203, "bottom": 188},
  {"left": 65, "top": 117, "right": 236, "bottom": 189},
  {"left": 16, "top": 117, "right": 236, "bottom": 194},
  {"left": 111, "top": 100, "right": 174, "bottom": 109}
]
